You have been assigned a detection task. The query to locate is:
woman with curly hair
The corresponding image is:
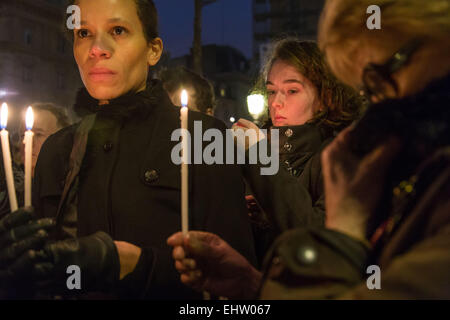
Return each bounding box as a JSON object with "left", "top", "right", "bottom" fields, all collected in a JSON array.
[{"left": 167, "top": 38, "right": 363, "bottom": 299}]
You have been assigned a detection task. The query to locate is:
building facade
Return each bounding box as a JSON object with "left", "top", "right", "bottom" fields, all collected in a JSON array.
[
  {"left": 252, "top": 0, "right": 325, "bottom": 67},
  {"left": 0, "top": 0, "right": 81, "bottom": 129}
]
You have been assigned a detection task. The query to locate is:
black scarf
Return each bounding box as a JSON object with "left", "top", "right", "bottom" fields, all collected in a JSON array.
[{"left": 72, "top": 79, "right": 167, "bottom": 119}]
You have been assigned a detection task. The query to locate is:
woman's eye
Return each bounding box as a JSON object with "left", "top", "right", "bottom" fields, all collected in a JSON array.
[
  {"left": 287, "top": 89, "right": 299, "bottom": 94},
  {"left": 266, "top": 90, "right": 275, "bottom": 96},
  {"left": 77, "top": 29, "right": 91, "bottom": 38},
  {"left": 112, "top": 27, "right": 127, "bottom": 36}
]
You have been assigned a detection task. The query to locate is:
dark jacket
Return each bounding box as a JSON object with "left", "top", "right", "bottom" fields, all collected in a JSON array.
[
  {"left": 33, "top": 80, "right": 256, "bottom": 299},
  {"left": 244, "top": 123, "right": 334, "bottom": 265},
  {"left": 260, "top": 73, "right": 450, "bottom": 299}
]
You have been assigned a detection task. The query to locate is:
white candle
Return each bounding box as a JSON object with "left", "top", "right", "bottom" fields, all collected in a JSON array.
[
  {"left": 24, "top": 106, "right": 34, "bottom": 207},
  {"left": 0, "top": 103, "right": 18, "bottom": 212},
  {"left": 180, "top": 90, "right": 189, "bottom": 236}
]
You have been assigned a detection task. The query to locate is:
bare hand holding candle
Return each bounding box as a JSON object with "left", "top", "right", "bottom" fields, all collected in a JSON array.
[
  {"left": 24, "top": 106, "right": 34, "bottom": 207},
  {"left": 0, "top": 102, "right": 18, "bottom": 212},
  {"left": 180, "top": 90, "right": 189, "bottom": 236}
]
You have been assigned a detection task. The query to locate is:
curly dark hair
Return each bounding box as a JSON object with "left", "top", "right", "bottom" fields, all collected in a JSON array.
[{"left": 257, "top": 38, "right": 364, "bottom": 129}]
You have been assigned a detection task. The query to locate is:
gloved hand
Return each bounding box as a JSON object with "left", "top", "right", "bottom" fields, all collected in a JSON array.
[
  {"left": 0, "top": 207, "right": 54, "bottom": 293},
  {"left": 35, "top": 231, "right": 121, "bottom": 294}
]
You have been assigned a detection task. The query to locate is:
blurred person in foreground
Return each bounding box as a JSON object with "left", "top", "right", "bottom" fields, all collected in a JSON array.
[
  {"left": 262, "top": 0, "right": 450, "bottom": 299},
  {"left": 160, "top": 66, "right": 215, "bottom": 116},
  {"left": 168, "top": 0, "right": 450, "bottom": 299}
]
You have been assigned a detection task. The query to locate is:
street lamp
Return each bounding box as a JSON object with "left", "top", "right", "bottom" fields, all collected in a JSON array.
[
  {"left": 247, "top": 93, "right": 265, "bottom": 122},
  {"left": 0, "top": 89, "right": 18, "bottom": 98}
]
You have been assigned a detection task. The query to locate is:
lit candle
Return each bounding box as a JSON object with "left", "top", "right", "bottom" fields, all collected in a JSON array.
[
  {"left": 180, "top": 89, "right": 189, "bottom": 236},
  {"left": 23, "top": 106, "right": 34, "bottom": 207},
  {"left": 0, "top": 103, "right": 18, "bottom": 212}
]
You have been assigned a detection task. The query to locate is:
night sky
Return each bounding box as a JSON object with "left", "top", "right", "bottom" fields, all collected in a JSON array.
[{"left": 153, "top": 0, "right": 252, "bottom": 59}]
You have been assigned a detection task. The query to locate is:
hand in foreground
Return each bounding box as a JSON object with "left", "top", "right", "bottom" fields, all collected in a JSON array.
[
  {"left": 232, "top": 118, "right": 266, "bottom": 151},
  {"left": 34, "top": 231, "right": 121, "bottom": 293},
  {"left": 0, "top": 207, "right": 54, "bottom": 289},
  {"left": 321, "top": 127, "right": 401, "bottom": 241},
  {"left": 167, "top": 231, "right": 261, "bottom": 299}
]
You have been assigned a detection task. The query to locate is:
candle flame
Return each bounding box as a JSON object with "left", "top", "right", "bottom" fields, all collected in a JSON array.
[
  {"left": 26, "top": 106, "right": 34, "bottom": 130},
  {"left": 181, "top": 89, "right": 188, "bottom": 107},
  {"left": 1, "top": 103, "right": 8, "bottom": 129}
]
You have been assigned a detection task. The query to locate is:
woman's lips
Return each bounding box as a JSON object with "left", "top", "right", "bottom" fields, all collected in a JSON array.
[
  {"left": 273, "top": 116, "right": 287, "bottom": 125},
  {"left": 88, "top": 68, "right": 117, "bottom": 82}
]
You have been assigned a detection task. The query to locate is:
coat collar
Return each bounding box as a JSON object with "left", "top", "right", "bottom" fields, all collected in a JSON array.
[
  {"left": 272, "top": 123, "right": 334, "bottom": 176},
  {"left": 73, "top": 79, "right": 170, "bottom": 119}
]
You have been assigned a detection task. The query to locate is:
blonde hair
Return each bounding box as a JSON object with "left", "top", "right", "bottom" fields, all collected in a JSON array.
[{"left": 318, "top": 0, "right": 450, "bottom": 84}]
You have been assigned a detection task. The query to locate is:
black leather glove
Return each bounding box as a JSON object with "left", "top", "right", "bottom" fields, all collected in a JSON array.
[
  {"left": 0, "top": 207, "right": 54, "bottom": 295},
  {"left": 36, "top": 231, "right": 121, "bottom": 294}
]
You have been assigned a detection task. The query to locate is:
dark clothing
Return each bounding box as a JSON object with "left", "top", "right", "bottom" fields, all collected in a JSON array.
[
  {"left": 261, "top": 74, "right": 450, "bottom": 299},
  {"left": 33, "top": 80, "right": 256, "bottom": 299},
  {"left": 244, "top": 124, "right": 334, "bottom": 265}
]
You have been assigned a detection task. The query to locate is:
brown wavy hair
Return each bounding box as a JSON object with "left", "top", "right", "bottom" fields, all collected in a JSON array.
[{"left": 257, "top": 38, "right": 364, "bottom": 129}]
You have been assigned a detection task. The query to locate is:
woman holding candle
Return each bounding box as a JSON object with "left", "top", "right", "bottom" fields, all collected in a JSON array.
[
  {"left": 1, "top": 0, "right": 256, "bottom": 299},
  {"left": 238, "top": 40, "right": 363, "bottom": 263}
]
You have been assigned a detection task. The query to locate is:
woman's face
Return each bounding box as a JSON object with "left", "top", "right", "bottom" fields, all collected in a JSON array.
[
  {"left": 73, "top": 0, "right": 162, "bottom": 102},
  {"left": 267, "top": 60, "right": 320, "bottom": 127}
]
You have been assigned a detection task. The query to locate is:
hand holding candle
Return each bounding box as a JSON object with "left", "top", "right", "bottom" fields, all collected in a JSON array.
[
  {"left": 24, "top": 106, "right": 34, "bottom": 207},
  {"left": 180, "top": 90, "right": 189, "bottom": 236},
  {"left": 0, "top": 102, "right": 18, "bottom": 212}
]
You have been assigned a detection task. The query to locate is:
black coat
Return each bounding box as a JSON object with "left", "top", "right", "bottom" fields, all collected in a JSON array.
[
  {"left": 244, "top": 123, "right": 334, "bottom": 264},
  {"left": 33, "top": 80, "right": 256, "bottom": 299}
]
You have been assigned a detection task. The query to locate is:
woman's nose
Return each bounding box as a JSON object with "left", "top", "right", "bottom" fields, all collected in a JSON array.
[
  {"left": 89, "top": 35, "right": 112, "bottom": 59},
  {"left": 271, "top": 92, "right": 285, "bottom": 109}
]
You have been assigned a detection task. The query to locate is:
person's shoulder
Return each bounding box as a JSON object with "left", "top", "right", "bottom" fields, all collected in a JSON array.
[
  {"left": 34, "top": 123, "right": 79, "bottom": 195},
  {"left": 159, "top": 103, "right": 227, "bottom": 131},
  {"left": 43, "top": 123, "right": 77, "bottom": 152},
  {"left": 37, "top": 123, "right": 78, "bottom": 167},
  {"left": 189, "top": 110, "right": 227, "bottom": 130}
]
